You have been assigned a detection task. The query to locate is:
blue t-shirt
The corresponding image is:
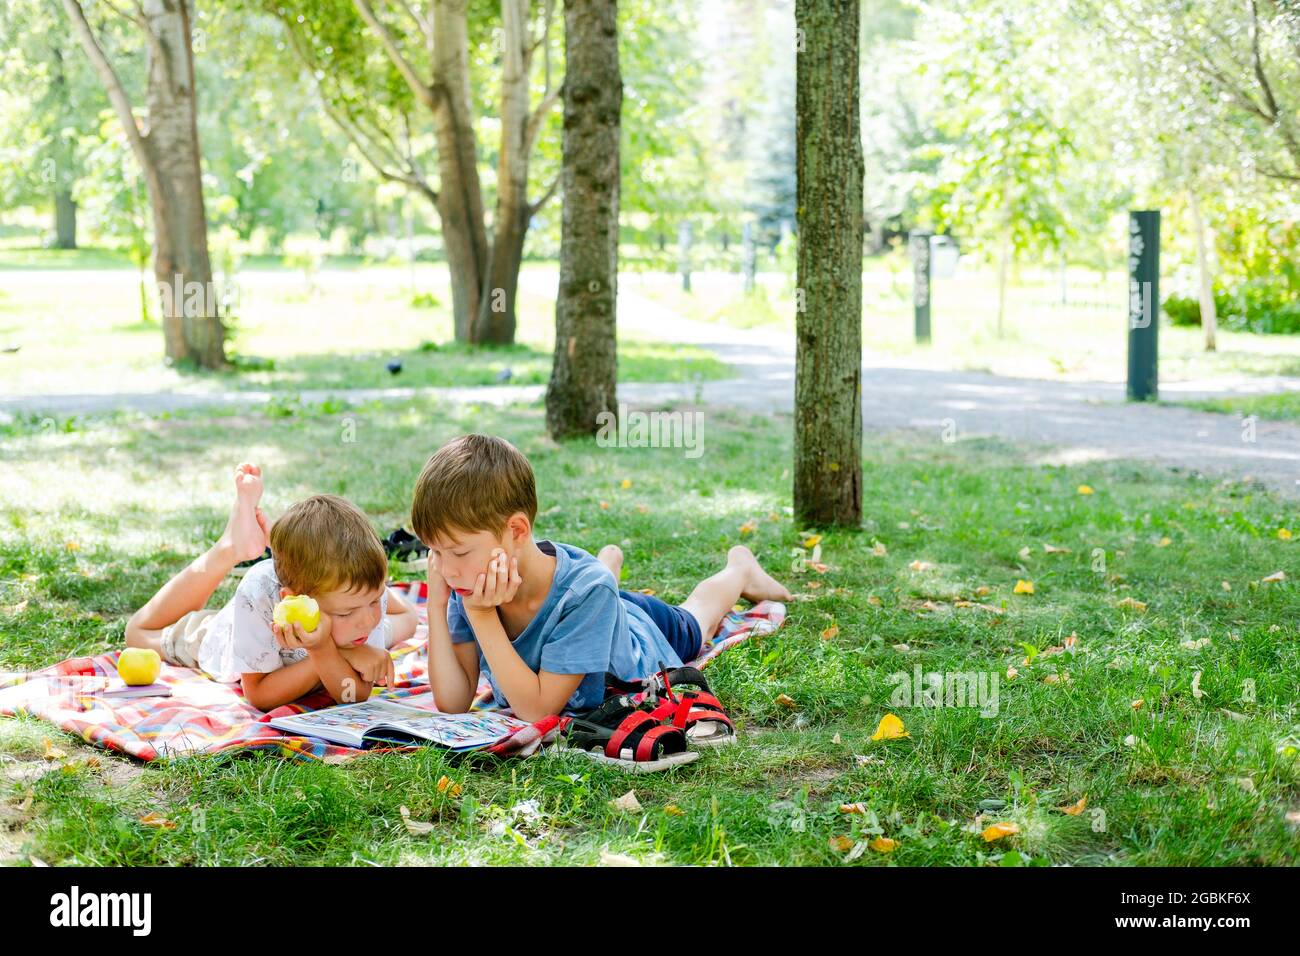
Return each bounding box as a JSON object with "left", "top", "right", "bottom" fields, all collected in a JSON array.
[{"left": 446, "top": 540, "right": 683, "bottom": 714}]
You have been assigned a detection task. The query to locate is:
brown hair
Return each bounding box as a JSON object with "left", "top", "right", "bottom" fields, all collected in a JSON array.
[
  {"left": 410, "top": 434, "right": 538, "bottom": 545},
  {"left": 269, "top": 494, "right": 388, "bottom": 596}
]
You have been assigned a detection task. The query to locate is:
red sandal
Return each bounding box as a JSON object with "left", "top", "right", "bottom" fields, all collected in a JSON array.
[{"left": 615, "top": 665, "right": 737, "bottom": 748}]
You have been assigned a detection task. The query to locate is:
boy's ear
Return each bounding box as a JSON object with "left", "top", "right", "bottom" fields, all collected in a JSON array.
[
  {"left": 279, "top": 587, "right": 292, "bottom": 599},
  {"left": 506, "top": 512, "right": 531, "bottom": 544}
]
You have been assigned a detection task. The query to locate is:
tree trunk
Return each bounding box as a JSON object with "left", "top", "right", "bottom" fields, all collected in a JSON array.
[
  {"left": 546, "top": 0, "right": 620, "bottom": 440},
  {"left": 793, "top": 0, "right": 863, "bottom": 527},
  {"left": 142, "top": 0, "right": 223, "bottom": 368},
  {"left": 429, "top": 0, "right": 489, "bottom": 343},
  {"left": 62, "top": 0, "right": 224, "bottom": 368},
  {"left": 1190, "top": 190, "right": 1217, "bottom": 352},
  {"left": 50, "top": 47, "right": 77, "bottom": 250},
  {"left": 474, "top": 0, "right": 532, "bottom": 344},
  {"left": 54, "top": 187, "right": 77, "bottom": 249}
]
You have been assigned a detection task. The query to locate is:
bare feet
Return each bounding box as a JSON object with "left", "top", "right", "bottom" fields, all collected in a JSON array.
[
  {"left": 728, "top": 545, "right": 794, "bottom": 603},
  {"left": 218, "top": 463, "right": 270, "bottom": 562},
  {"left": 597, "top": 544, "right": 624, "bottom": 581}
]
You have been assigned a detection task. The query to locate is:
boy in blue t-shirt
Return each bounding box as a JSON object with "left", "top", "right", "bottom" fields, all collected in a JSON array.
[{"left": 411, "top": 434, "right": 792, "bottom": 722}]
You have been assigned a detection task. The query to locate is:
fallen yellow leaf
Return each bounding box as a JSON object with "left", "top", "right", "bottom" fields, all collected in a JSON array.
[
  {"left": 869, "top": 837, "right": 899, "bottom": 853},
  {"left": 620, "top": 478, "right": 632, "bottom": 489},
  {"left": 1261, "top": 570, "right": 1286, "bottom": 583},
  {"left": 981, "top": 821, "right": 1020, "bottom": 842},
  {"left": 975, "top": 585, "right": 992, "bottom": 597},
  {"left": 775, "top": 693, "right": 798, "bottom": 709},
  {"left": 42, "top": 738, "right": 66, "bottom": 761},
  {"left": 839, "top": 802, "right": 869, "bottom": 814},
  {"left": 637, "top": 587, "right": 656, "bottom": 596},
  {"left": 803, "top": 534, "right": 823, "bottom": 549},
  {"left": 138, "top": 812, "right": 176, "bottom": 830},
  {"left": 599, "top": 500, "right": 610, "bottom": 510},
  {"left": 820, "top": 624, "right": 840, "bottom": 640},
  {"left": 867, "top": 595, "right": 882, "bottom": 606},
  {"left": 739, "top": 519, "right": 758, "bottom": 535},
  {"left": 1157, "top": 536, "right": 1172, "bottom": 547},
  {"left": 436, "top": 775, "right": 463, "bottom": 798},
  {"left": 828, "top": 834, "right": 854, "bottom": 853},
  {"left": 871, "top": 713, "right": 910, "bottom": 741},
  {"left": 1014, "top": 579, "right": 1035, "bottom": 595},
  {"left": 909, "top": 560, "right": 936, "bottom": 572},
  {"left": 1131, "top": 698, "right": 1144, "bottom": 710},
  {"left": 663, "top": 804, "right": 686, "bottom": 816},
  {"left": 1077, "top": 485, "right": 1094, "bottom": 495},
  {"left": 1278, "top": 528, "right": 1293, "bottom": 540},
  {"left": 1059, "top": 796, "right": 1087, "bottom": 816},
  {"left": 1043, "top": 543, "right": 1071, "bottom": 554},
  {"left": 1116, "top": 597, "right": 1147, "bottom": 611},
  {"left": 871, "top": 541, "right": 888, "bottom": 556}
]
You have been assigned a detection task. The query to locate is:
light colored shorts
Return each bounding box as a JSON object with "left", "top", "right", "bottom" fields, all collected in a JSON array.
[{"left": 158, "top": 608, "right": 221, "bottom": 670}]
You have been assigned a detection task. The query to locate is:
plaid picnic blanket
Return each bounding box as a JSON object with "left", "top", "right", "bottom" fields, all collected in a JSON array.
[{"left": 0, "top": 581, "right": 785, "bottom": 764}]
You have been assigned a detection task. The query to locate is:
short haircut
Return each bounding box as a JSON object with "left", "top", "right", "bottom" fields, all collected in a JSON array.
[
  {"left": 269, "top": 494, "right": 388, "bottom": 596},
  {"left": 410, "top": 434, "right": 538, "bottom": 545}
]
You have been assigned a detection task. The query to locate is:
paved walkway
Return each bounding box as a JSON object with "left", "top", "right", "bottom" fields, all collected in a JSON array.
[{"left": 4, "top": 271, "right": 1298, "bottom": 497}]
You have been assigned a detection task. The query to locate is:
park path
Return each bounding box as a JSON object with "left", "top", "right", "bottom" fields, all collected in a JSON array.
[{"left": 3, "top": 270, "right": 1299, "bottom": 497}]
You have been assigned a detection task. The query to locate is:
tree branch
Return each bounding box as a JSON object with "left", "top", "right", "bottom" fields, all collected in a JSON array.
[
  {"left": 351, "top": 0, "right": 437, "bottom": 111},
  {"left": 528, "top": 169, "right": 560, "bottom": 217},
  {"left": 59, "top": 0, "right": 149, "bottom": 164}
]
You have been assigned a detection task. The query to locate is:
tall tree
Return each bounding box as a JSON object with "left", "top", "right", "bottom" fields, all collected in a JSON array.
[
  {"left": 269, "top": 0, "right": 563, "bottom": 345},
  {"left": 60, "top": 0, "right": 225, "bottom": 368},
  {"left": 546, "top": 0, "right": 620, "bottom": 439},
  {"left": 793, "top": 0, "right": 863, "bottom": 526}
]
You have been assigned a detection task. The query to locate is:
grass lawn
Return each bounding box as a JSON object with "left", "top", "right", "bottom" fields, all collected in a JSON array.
[
  {"left": 0, "top": 250, "right": 729, "bottom": 396},
  {"left": 1, "top": 398, "right": 1298, "bottom": 866},
  {"left": 1179, "top": 391, "right": 1300, "bottom": 424},
  {"left": 626, "top": 267, "right": 1300, "bottom": 384}
]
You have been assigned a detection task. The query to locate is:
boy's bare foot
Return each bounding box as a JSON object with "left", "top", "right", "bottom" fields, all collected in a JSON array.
[
  {"left": 217, "top": 463, "right": 270, "bottom": 562},
  {"left": 597, "top": 544, "right": 624, "bottom": 581},
  {"left": 728, "top": 545, "right": 794, "bottom": 603}
]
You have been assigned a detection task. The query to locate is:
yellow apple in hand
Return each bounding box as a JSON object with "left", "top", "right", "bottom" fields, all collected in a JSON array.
[
  {"left": 118, "top": 647, "right": 161, "bottom": 686},
  {"left": 273, "top": 594, "right": 321, "bottom": 633}
]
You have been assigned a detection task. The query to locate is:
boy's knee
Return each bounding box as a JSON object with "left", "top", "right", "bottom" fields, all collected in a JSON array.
[{"left": 727, "top": 544, "right": 754, "bottom": 563}]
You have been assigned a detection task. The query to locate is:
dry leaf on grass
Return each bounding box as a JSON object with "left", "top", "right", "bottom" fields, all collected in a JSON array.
[
  {"left": 871, "top": 713, "right": 910, "bottom": 741},
  {"left": 1058, "top": 797, "right": 1087, "bottom": 816},
  {"left": 399, "top": 806, "right": 434, "bottom": 835},
  {"left": 981, "top": 821, "right": 1019, "bottom": 842},
  {"left": 611, "top": 790, "right": 642, "bottom": 813},
  {"left": 1014, "top": 580, "right": 1035, "bottom": 595}
]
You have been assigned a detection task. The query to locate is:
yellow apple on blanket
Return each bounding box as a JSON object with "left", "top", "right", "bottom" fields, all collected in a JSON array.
[
  {"left": 273, "top": 594, "right": 321, "bottom": 633},
  {"left": 118, "top": 647, "right": 162, "bottom": 686}
]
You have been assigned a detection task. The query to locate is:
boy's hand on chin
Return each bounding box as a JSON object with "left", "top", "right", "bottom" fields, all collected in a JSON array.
[
  {"left": 463, "top": 548, "right": 522, "bottom": 611},
  {"left": 339, "top": 643, "right": 395, "bottom": 686},
  {"left": 427, "top": 552, "right": 451, "bottom": 608}
]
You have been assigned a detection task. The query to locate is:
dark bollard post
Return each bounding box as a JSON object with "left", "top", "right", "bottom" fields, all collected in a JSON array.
[
  {"left": 1126, "top": 210, "right": 1160, "bottom": 401},
  {"left": 910, "top": 230, "right": 932, "bottom": 343}
]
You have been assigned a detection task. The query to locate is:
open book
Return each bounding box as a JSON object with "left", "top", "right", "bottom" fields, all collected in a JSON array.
[{"left": 267, "top": 697, "right": 529, "bottom": 750}]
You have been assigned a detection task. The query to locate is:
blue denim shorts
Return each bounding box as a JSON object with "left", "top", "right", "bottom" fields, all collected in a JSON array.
[{"left": 618, "top": 590, "right": 703, "bottom": 664}]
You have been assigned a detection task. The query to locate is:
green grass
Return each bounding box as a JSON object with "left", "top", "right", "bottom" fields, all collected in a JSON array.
[
  {"left": 0, "top": 253, "right": 729, "bottom": 395},
  {"left": 1179, "top": 391, "right": 1300, "bottom": 423},
  {"left": 1, "top": 398, "right": 1298, "bottom": 865}
]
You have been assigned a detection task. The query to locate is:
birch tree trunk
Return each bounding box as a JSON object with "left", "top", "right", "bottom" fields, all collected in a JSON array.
[
  {"left": 546, "top": 0, "right": 620, "bottom": 439},
  {"left": 1190, "top": 191, "right": 1218, "bottom": 352},
  {"left": 793, "top": 0, "right": 863, "bottom": 526},
  {"left": 61, "top": 0, "right": 225, "bottom": 368}
]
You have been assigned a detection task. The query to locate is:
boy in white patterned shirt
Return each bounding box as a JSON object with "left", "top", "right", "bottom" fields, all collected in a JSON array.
[{"left": 123, "top": 464, "right": 418, "bottom": 711}]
